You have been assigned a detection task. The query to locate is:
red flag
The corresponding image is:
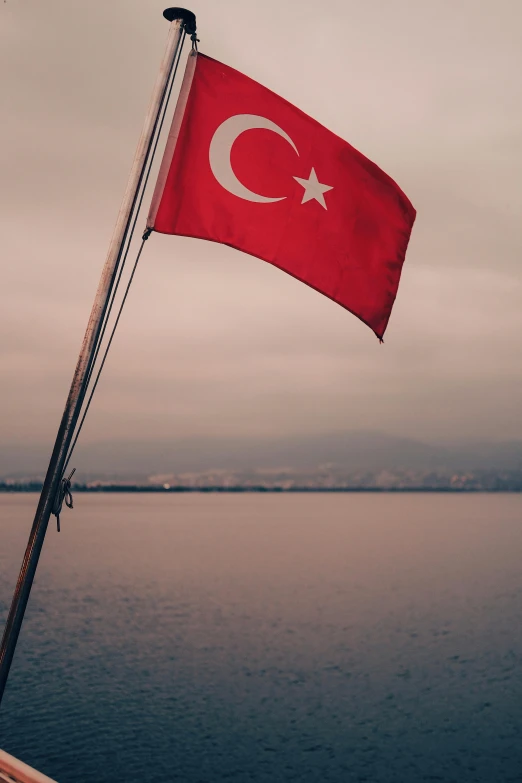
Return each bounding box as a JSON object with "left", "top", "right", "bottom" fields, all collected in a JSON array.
[{"left": 148, "top": 53, "right": 415, "bottom": 339}]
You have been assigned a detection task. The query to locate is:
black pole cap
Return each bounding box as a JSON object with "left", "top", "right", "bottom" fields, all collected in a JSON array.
[{"left": 163, "top": 8, "right": 197, "bottom": 35}]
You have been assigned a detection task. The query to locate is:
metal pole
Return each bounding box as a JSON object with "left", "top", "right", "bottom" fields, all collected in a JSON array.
[{"left": 0, "top": 7, "right": 196, "bottom": 707}]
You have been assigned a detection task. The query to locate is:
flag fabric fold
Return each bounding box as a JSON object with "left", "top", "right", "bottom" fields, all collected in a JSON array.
[{"left": 148, "top": 52, "right": 416, "bottom": 339}]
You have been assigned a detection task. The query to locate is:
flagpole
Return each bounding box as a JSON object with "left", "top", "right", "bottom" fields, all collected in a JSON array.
[{"left": 0, "top": 7, "right": 196, "bottom": 707}]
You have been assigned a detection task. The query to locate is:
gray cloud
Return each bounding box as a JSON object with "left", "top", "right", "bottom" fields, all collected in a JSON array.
[{"left": 1, "top": 0, "right": 521, "bottom": 461}]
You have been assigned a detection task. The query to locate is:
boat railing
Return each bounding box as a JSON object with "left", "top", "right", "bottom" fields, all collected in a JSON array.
[{"left": 0, "top": 750, "right": 57, "bottom": 783}]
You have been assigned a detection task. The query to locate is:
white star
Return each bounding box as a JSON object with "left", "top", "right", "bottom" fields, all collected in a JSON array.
[{"left": 293, "top": 167, "right": 333, "bottom": 210}]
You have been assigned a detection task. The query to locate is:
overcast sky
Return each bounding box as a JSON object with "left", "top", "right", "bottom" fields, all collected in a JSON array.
[{"left": 1, "top": 0, "right": 521, "bottom": 454}]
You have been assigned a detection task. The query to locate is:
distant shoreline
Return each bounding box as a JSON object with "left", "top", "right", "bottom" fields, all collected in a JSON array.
[{"left": 1, "top": 484, "right": 521, "bottom": 494}]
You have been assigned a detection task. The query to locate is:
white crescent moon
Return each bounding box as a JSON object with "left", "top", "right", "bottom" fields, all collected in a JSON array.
[{"left": 209, "top": 114, "right": 299, "bottom": 203}]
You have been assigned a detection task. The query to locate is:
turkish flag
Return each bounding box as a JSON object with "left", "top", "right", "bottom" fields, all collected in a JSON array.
[{"left": 148, "top": 53, "right": 415, "bottom": 339}]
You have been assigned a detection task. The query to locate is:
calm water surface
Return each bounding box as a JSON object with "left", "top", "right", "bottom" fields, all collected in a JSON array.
[{"left": 0, "top": 493, "right": 521, "bottom": 783}]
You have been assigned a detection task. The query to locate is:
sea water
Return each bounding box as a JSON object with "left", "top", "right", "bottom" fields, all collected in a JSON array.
[{"left": 0, "top": 493, "right": 521, "bottom": 783}]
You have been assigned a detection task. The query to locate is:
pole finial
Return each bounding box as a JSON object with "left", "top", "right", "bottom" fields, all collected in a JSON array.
[{"left": 163, "top": 8, "right": 197, "bottom": 35}]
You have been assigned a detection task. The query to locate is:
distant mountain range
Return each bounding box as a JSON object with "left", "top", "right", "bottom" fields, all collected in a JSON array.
[{"left": 2, "top": 431, "right": 522, "bottom": 481}]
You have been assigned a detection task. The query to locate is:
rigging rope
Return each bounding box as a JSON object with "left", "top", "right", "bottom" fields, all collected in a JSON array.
[
  {"left": 52, "top": 29, "right": 190, "bottom": 530},
  {"left": 81, "top": 30, "right": 187, "bottom": 400},
  {"left": 62, "top": 232, "right": 151, "bottom": 478}
]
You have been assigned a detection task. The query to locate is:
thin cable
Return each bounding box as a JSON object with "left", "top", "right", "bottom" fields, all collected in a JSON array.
[
  {"left": 63, "top": 30, "right": 187, "bottom": 472},
  {"left": 81, "top": 30, "right": 187, "bottom": 398},
  {"left": 63, "top": 236, "right": 150, "bottom": 474}
]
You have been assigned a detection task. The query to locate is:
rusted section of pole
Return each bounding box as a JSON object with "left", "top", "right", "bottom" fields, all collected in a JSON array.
[{"left": 0, "top": 9, "right": 195, "bottom": 706}]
